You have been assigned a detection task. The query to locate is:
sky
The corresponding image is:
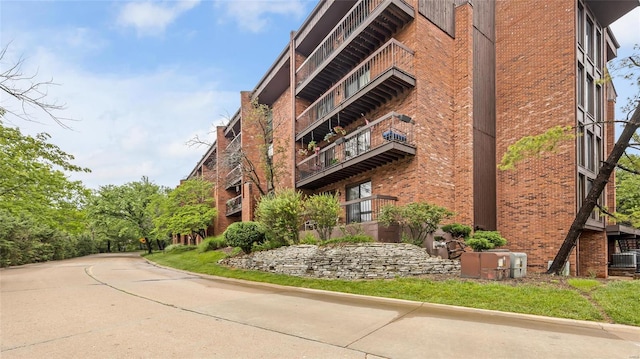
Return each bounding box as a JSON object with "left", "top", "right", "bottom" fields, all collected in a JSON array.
[{"left": 1, "top": 1, "right": 639, "bottom": 190}]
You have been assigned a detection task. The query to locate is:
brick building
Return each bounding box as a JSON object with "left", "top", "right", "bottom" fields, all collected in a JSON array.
[{"left": 184, "top": 0, "right": 638, "bottom": 277}]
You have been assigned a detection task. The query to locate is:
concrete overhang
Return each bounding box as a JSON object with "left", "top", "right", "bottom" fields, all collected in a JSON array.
[{"left": 586, "top": 0, "right": 639, "bottom": 27}]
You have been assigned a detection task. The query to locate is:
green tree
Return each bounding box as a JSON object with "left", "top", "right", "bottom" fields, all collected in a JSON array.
[
  {"left": 616, "top": 153, "right": 640, "bottom": 227},
  {"left": 151, "top": 178, "right": 217, "bottom": 244},
  {"left": 305, "top": 193, "right": 341, "bottom": 241},
  {"left": 379, "top": 202, "right": 453, "bottom": 246},
  {"left": 88, "top": 177, "right": 161, "bottom": 254},
  {"left": 255, "top": 189, "right": 305, "bottom": 245}
]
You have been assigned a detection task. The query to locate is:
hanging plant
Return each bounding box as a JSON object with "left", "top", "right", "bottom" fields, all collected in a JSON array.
[
  {"left": 333, "top": 126, "right": 346, "bottom": 135},
  {"left": 298, "top": 148, "right": 309, "bottom": 156},
  {"left": 324, "top": 132, "right": 336, "bottom": 142}
]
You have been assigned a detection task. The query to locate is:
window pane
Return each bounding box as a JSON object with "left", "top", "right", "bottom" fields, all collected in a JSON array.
[
  {"left": 578, "top": 65, "right": 584, "bottom": 108},
  {"left": 578, "top": 124, "right": 585, "bottom": 166},
  {"left": 586, "top": 18, "right": 594, "bottom": 58},
  {"left": 587, "top": 75, "right": 594, "bottom": 116},
  {"left": 577, "top": 3, "right": 584, "bottom": 47},
  {"left": 587, "top": 131, "right": 594, "bottom": 171}
]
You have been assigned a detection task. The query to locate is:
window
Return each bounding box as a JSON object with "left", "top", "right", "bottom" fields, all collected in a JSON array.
[
  {"left": 346, "top": 181, "right": 372, "bottom": 223},
  {"left": 586, "top": 131, "right": 594, "bottom": 171},
  {"left": 595, "top": 85, "right": 602, "bottom": 121},
  {"left": 578, "top": 173, "right": 585, "bottom": 208},
  {"left": 345, "top": 67, "right": 370, "bottom": 98},
  {"left": 596, "top": 30, "right": 602, "bottom": 69},
  {"left": 578, "top": 124, "right": 585, "bottom": 166},
  {"left": 344, "top": 129, "right": 371, "bottom": 159},
  {"left": 586, "top": 18, "right": 594, "bottom": 59},
  {"left": 586, "top": 75, "right": 594, "bottom": 116},
  {"left": 316, "top": 93, "right": 334, "bottom": 120},
  {"left": 596, "top": 137, "right": 602, "bottom": 170},
  {"left": 577, "top": 65, "right": 584, "bottom": 108},
  {"left": 577, "top": 3, "right": 584, "bottom": 47}
]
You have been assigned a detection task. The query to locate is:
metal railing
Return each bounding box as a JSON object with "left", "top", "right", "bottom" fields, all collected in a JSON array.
[
  {"left": 296, "top": 39, "right": 414, "bottom": 134},
  {"left": 226, "top": 134, "right": 241, "bottom": 153},
  {"left": 296, "top": 111, "right": 414, "bottom": 181},
  {"left": 296, "top": 0, "right": 385, "bottom": 86},
  {"left": 226, "top": 194, "right": 242, "bottom": 215},
  {"left": 341, "top": 195, "right": 398, "bottom": 223},
  {"left": 225, "top": 164, "right": 242, "bottom": 189}
]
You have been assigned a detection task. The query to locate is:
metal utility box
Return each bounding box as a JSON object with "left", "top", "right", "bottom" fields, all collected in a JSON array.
[
  {"left": 509, "top": 252, "right": 527, "bottom": 278},
  {"left": 611, "top": 252, "right": 637, "bottom": 268},
  {"left": 547, "top": 260, "right": 570, "bottom": 276},
  {"left": 479, "top": 252, "right": 510, "bottom": 280}
]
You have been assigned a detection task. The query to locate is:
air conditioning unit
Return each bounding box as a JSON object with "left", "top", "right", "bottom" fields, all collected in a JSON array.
[
  {"left": 611, "top": 252, "right": 637, "bottom": 268},
  {"left": 635, "top": 250, "right": 640, "bottom": 273},
  {"left": 547, "top": 260, "right": 570, "bottom": 276}
]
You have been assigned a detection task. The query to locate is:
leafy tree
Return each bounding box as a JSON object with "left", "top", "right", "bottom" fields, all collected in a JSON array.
[
  {"left": 88, "top": 177, "right": 161, "bottom": 254},
  {"left": 149, "top": 178, "right": 217, "bottom": 245},
  {"left": 616, "top": 153, "right": 640, "bottom": 227},
  {"left": 304, "top": 193, "right": 341, "bottom": 241},
  {"left": 255, "top": 189, "right": 305, "bottom": 245},
  {"left": 379, "top": 202, "right": 453, "bottom": 246}
]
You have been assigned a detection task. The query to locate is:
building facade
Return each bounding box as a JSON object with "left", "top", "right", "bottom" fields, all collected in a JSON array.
[{"left": 184, "top": 0, "right": 638, "bottom": 277}]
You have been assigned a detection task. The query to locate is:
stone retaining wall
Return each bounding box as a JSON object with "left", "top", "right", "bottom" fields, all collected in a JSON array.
[{"left": 220, "top": 243, "right": 460, "bottom": 279}]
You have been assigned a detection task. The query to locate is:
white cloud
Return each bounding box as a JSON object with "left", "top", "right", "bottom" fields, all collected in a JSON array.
[
  {"left": 610, "top": 7, "right": 640, "bottom": 48},
  {"left": 3, "top": 42, "right": 238, "bottom": 189},
  {"left": 117, "top": 0, "right": 201, "bottom": 36},
  {"left": 215, "top": 0, "right": 306, "bottom": 33}
]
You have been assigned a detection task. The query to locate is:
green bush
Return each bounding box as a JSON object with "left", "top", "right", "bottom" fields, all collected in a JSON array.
[
  {"left": 197, "top": 236, "right": 227, "bottom": 253},
  {"left": 300, "top": 233, "right": 319, "bottom": 245},
  {"left": 466, "top": 231, "right": 507, "bottom": 252},
  {"left": 441, "top": 223, "right": 472, "bottom": 239},
  {"left": 379, "top": 202, "right": 453, "bottom": 246},
  {"left": 164, "top": 244, "right": 197, "bottom": 253},
  {"left": 305, "top": 193, "right": 340, "bottom": 241},
  {"left": 224, "top": 221, "right": 266, "bottom": 254},
  {"left": 255, "top": 189, "right": 305, "bottom": 245},
  {"left": 252, "top": 239, "right": 288, "bottom": 252}
]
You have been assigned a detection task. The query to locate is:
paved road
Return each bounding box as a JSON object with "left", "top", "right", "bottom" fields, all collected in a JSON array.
[{"left": 1, "top": 253, "right": 639, "bottom": 359}]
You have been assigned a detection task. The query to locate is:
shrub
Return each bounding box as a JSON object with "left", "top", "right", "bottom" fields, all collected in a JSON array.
[
  {"left": 255, "top": 189, "right": 305, "bottom": 245},
  {"left": 441, "top": 223, "right": 472, "bottom": 240},
  {"left": 305, "top": 193, "right": 340, "bottom": 241},
  {"left": 252, "top": 240, "right": 288, "bottom": 252},
  {"left": 379, "top": 202, "right": 453, "bottom": 246},
  {"left": 466, "top": 231, "right": 507, "bottom": 252},
  {"left": 197, "top": 236, "right": 227, "bottom": 253},
  {"left": 224, "top": 221, "right": 266, "bottom": 254},
  {"left": 300, "top": 233, "right": 319, "bottom": 245}
]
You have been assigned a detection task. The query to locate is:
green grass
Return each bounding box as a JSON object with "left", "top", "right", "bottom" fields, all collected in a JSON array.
[
  {"left": 592, "top": 280, "right": 640, "bottom": 326},
  {"left": 145, "top": 250, "right": 638, "bottom": 325}
]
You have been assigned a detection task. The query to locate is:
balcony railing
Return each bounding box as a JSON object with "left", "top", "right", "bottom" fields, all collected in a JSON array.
[
  {"left": 297, "top": 0, "right": 385, "bottom": 85},
  {"left": 226, "top": 194, "right": 242, "bottom": 216},
  {"left": 296, "top": 112, "right": 415, "bottom": 187},
  {"left": 341, "top": 195, "right": 398, "bottom": 223},
  {"left": 225, "top": 164, "right": 242, "bottom": 190},
  {"left": 296, "top": 39, "right": 414, "bottom": 136},
  {"left": 226, "top": 134, "right": 241, "bottom": 153}
]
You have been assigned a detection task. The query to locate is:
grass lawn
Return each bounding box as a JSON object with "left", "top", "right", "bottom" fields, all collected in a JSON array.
[{"left": 145, "top": 250, "right": 639, "bottom": 326}]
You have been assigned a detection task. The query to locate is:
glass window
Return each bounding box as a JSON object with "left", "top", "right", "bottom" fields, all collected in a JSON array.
[
  {"left": 577, "top": 65, "right": 584, "bottom": 108},
  {"left": 586, "top": 131, "right": 594, "bottom": 171},
  {"left": 577, "top": 3, "right": 584, "bottom": 47},
  {"left": 596, "top": 30, "right": 602, "bottom": 69},
  {"left": 596, "top": 137, "right": 602, "bottom": 170},
  {"left": 586, "top": 18, "right": 594, "bottom": 59},
  {"left": 578, "top": 174, "right": 585, "bottom": 208},
  {"left": 346, "top": 181, "right": 372, "bottom": 223},
  {"left": 587, "top": 75, "right": 594, "bottom": 116},
  {"left": 578, "top": 124, "right": 585, "bottom": 167},
  {"left": 595, "top": 85, "right": 602, "bottom": 121}
]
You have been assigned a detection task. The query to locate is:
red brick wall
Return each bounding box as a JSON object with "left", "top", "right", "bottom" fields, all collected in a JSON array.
[
  {"left": 495, "top": 0, "right": 578, "bottom": 272},
  {"left": 578, "top": 230, "right": 608, "bottom": 277}
]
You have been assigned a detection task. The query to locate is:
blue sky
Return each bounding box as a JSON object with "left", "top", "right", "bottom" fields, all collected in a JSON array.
[{"left": 1, "top": 1, "right": 638, "bottom": 189}]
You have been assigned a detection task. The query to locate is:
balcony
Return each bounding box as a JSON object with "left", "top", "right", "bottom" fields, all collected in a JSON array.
[
  {"left": 342, "top": 194, "right": 398, "bottom": 223},
  {"left": 295, "top": 39, "right": 415, "bottom": 144},
  {"left": 226, "top": 194, "right": 242, "bottom": 216},
  {"left": 225, "top": 164, "right": 242, "bottom": 190},
  {"left": 226, "top": 134, "right": 241, "bottom": 154},
  {"left": 296, "top": 0, "right": 414, "bottom": 100},
  {"left": 296, "top": 112, "right": 415, "bottom": 189}
]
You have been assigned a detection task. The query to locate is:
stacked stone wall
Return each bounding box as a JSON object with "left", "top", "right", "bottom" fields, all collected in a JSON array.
[{"left": 221, "top": 243, "right": 460, "bottom": 279}]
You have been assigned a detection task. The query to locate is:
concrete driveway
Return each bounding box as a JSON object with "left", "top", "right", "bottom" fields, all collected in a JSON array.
[{"left": 1, "top": 253, "right": 638, "bottom": 358}]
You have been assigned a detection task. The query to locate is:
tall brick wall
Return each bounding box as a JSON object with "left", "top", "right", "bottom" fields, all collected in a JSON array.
[{"left": 495, "top": 0, "right": 578, "bottom": 273}]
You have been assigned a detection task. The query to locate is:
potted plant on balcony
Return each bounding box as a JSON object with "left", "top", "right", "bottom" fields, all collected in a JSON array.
[
  {"left": 324, "top": 131, "right": 336, "bottom": 142},
  {"left": 298, "top": 147, "right": 309, "bottom": 157},
  {"left": 333, "top": 126, "right": 346, "bottom": 136},
  {"left": 307, "top": 140, "right": 317, "bottom": 152}
]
